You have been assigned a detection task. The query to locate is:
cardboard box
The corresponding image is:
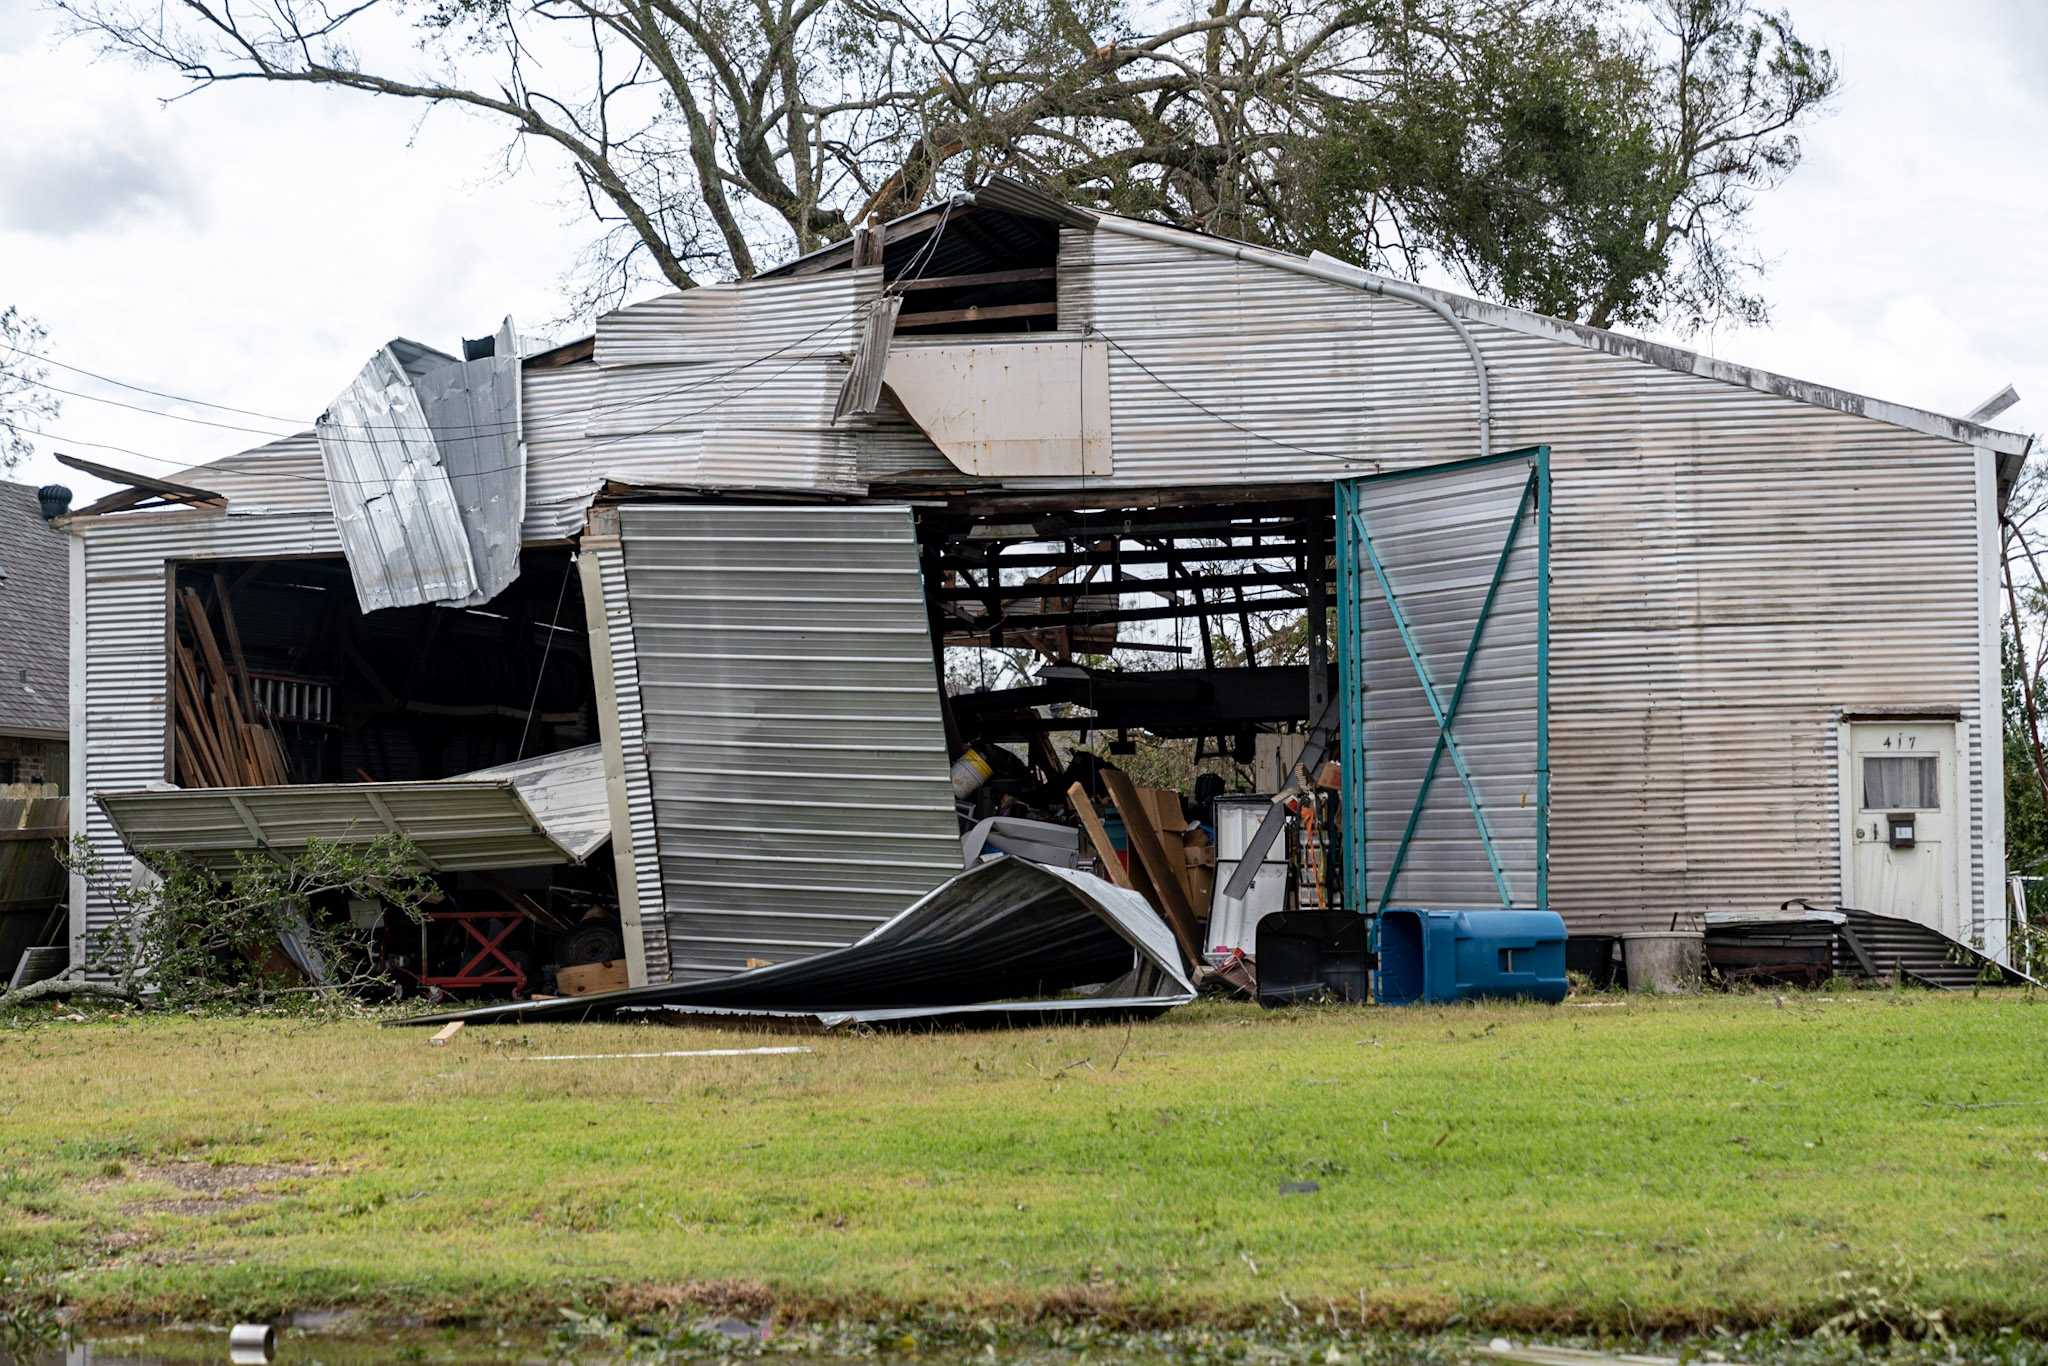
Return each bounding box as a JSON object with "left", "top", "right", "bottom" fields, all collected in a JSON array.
[{"left": 556, "top": 958, "right": 629, "bottom": 997}]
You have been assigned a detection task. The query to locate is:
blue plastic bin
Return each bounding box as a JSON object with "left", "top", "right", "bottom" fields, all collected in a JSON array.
[{"left": 1376, "top": 909, "right": 1568, "bottom": 1005}]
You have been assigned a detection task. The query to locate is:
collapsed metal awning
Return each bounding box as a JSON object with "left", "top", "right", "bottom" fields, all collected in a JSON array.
[
  {"left": 95, "top": 744, "right": 607, "bottom": 872},
  {"left": 397, "top": 856, "right": 1197, "bottom": 1029}
]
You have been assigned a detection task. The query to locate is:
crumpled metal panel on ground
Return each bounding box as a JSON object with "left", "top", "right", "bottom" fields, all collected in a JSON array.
[
  {"left": 396, "top": 856, "right": 1197, "bottom": 1029},
  {"left": 317, "top": 322, "right": 523, "bottom": 612}
]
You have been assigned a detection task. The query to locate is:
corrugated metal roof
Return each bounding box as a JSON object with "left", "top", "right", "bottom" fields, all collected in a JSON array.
[
  {"left": 397, "top": 855, "right": 1196, "bottom": 1027},
  {"left": 0, "top": 481, "right": 69, "bottom": 736}
]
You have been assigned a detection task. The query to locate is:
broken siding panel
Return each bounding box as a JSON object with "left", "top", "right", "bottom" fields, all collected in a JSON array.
[
  {"left": 590, "top": 539, "right": 671, "bottom": 983},
  {"left": 96, "top": 778, "right": 587, "bottom": 872},
  {"left": 413, "top": 321, "right": 525, "bottom": 603},
  {"left": 618, "top": 503, "right": 959, "bottom": 981},
  {"left": 69, "top": 511, "right": 342, "bottom": 972},
  {"left": 521, "top": 270, "right": 882, "bottom": 515},
  {"left": 317, "top": 345, "right": 479, "bottom": 610}
]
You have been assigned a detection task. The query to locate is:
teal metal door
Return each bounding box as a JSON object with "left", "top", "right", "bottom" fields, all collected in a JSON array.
[{"left": 1336, "top": 447, "right": 1550, "bottom": 920}]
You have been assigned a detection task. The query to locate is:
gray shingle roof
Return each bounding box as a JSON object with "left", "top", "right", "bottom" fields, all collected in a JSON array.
[{"left": 0, "top": 481, "right": 69, "bottom": 736}]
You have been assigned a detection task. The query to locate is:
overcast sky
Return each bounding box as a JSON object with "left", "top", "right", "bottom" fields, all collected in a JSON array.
[{"left": 2, "top": 0, "right": 2043, "bottom": 505}]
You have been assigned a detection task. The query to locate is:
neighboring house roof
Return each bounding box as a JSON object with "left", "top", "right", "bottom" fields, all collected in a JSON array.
[{"left": 0, "top": 481, "right": 69, "bottom": 737}]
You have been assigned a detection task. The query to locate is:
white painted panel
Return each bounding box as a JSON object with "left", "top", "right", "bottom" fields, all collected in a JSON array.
[{"left": 883, "top": 340, "right": 1110, "bottom": 476}]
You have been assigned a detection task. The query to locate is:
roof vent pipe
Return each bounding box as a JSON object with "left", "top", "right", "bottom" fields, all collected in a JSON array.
[
  {"left": 1089, "top": 217, "right": 1492, "bottom": 458},
  {"left": 37, "top": 484, "right": 72, "bottom": 520}
]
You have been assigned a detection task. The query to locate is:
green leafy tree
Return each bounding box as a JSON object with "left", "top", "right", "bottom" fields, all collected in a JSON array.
[{"left": 23, "top": 835, "right": 437, "bottom": 1010}]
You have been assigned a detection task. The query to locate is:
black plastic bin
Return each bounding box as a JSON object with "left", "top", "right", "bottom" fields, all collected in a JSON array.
[{"left": 1256, "top": 911, "right": 1369, "bottom": 1007}]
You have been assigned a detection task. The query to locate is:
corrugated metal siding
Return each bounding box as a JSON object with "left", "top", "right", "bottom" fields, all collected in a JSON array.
[
  {"left": 70, "top": 510, "right": 342, "bottom": 971},
  {"left": 587, "top": 538, "right": 671, "bottom": 982},
  {"left": 522, "top": 270, "right": 893, "bottom": 526},
  {"left": 522, "top": 362, "right": 609, "bottom": 540},
  {"left": 96, "top": 779, "right": 582, "bottom": 871},
  {"left": 1348, "top": 453, "right": 1541, "bottom": 911},
  {"left": 617, "top": 502, "right": 960, "bottom": 980},
  {"left": 1057, "top": 226, "right": 1988, "bottom": 935}
]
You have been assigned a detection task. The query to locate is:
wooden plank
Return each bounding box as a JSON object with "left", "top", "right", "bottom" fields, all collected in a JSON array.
[
  {"left": 895, "top": 301, "right": 1058, "bottom": 329},
  {"left": 1067, "top": 783, "right": 1134, "bottom": 891},
  {"left": 57, "top": 452, "right": 224, "bottom": 509},
  {"left": 894, "top": 266, "right": 1056, "bottom": 292},
  {"left": 173, "top": 718, "right": 214, "bottom": 789},
  {"left": 172, "top": 643, "right": 228, "bottom": 787},
  {"left": 1142, "top": 787, "right": 1194, "bottom": 909},
  {"left": 1100, "top": 769, "right": 1204, "bottom": 967},
  {"left": 181, "top": 587, "right": 254, "bottom": 775},
  {"left": 212, "top": 571, "right": 255, "bottom": 712},
  {"left": 429, "top": 1021, "right": 465, "bottom": 1047}
]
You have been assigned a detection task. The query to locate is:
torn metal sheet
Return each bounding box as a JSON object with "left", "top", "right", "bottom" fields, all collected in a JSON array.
[
  {"left": 317, "top": 323, "right": 525, "bottom": 612},
  {"left": 961, "top": 816, "right": 1083, "bottom": 869},
  {"left": 447, "top": 744, "right": 609, "bottom": 863},
  {"left": 318, "top": 341, "right": 478, "bottom": 610},
  {"left": 833, "top": 293, "right": 902, "bottom": 420},
  {"left": 395, "top": 856, "right": 1197, "bottom": 1028},
  {"left": 95, "top": 744, "right": 607, "bottom": 872},
  {"left": 414, "top": 317, "right": 524, "bottom": 604}
]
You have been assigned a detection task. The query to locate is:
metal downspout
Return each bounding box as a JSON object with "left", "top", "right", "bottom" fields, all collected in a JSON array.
[{"left": 1090, "top": 216, "right": 1493, "bottom": 458}]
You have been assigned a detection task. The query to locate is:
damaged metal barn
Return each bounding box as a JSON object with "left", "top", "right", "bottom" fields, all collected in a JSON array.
[{"left": 53, "top": 177, "right": 2032, "bottom": 1013}]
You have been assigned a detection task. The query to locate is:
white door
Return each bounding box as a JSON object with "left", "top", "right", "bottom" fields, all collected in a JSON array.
[{"left": 1842, "top": 723, "right": 1959, "bottom": 937}]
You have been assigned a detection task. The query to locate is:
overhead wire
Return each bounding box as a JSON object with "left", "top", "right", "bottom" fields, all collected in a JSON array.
[
  {"left": 0, "top": 340, "right": 309, "bottom": 426},
  {"left": 1087, "top": 325, "right": 1379, "bottom": 469},
  {"left": 24, "top": 209, "right": 1355, "bottom": 508},
  {"left": 28, "top": 298, "right": 882, "bottom": 497},
  {"left": 19, "top": 205, "right": 965, "bottom": 495},
  {"left": 3, "top": 198, "right": 960, "bottom": 449}
]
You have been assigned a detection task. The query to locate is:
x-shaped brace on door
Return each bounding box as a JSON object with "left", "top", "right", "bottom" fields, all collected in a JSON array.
[{"left": 1352, "top": 466, "right": 1539, "bottom": 910}]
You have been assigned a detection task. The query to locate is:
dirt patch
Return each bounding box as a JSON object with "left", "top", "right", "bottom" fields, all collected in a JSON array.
[
  {"left": 128, "top": 1160, "right": 322, "bottom": 1194},
  {"left": 97, "top": 1160, "right": 327, "bottom": 1216}
]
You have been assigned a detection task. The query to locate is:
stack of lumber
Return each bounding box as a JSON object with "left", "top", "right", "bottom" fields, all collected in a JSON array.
[{"left": 174, "top": 583, "right": 290, "bottom": 788}]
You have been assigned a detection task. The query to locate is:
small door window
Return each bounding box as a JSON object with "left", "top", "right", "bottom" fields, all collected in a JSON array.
[{"left": 1863, "top": 755, "right": 1939, "bottom": 810}]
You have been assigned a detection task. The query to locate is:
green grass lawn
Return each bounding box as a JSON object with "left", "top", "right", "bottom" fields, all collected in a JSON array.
[{"left": 1, "top": 990, "right": 2044, "bottom": 1336}]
